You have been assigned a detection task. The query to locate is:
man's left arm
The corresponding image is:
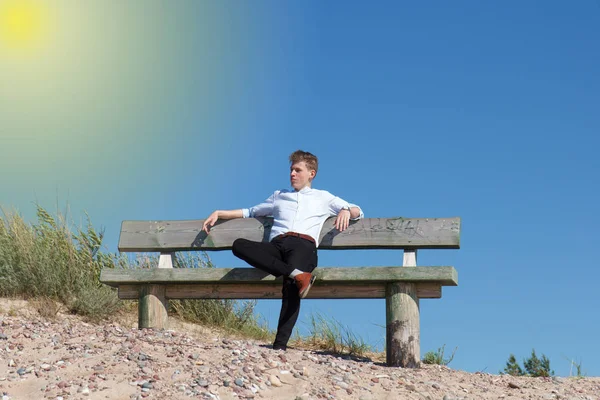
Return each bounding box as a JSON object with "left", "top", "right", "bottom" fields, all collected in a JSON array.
[{"left": 328, "top": 195, "right": 364, "bottom": 231}]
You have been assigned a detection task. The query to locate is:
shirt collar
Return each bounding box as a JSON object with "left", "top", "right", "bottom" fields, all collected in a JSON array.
[{"left": 295, "top": 186, "right": 312, "bottom": 194}]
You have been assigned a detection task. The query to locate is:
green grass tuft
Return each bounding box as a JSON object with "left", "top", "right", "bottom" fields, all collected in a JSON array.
[{"left": 422, "top": 344, "right": 457, "bottom": 366}]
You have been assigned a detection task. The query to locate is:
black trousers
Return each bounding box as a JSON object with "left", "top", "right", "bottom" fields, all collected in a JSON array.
[{"left": 232, "top": 235, "right": 318, "bottom": 347}]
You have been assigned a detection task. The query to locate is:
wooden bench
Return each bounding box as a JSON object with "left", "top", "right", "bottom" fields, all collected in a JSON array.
[{"left": 99, "top": 217, "right": 460, "bottom": 368}]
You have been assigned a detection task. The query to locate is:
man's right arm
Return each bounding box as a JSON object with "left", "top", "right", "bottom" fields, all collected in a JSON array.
[
  {"left": 203, "top": 191, "right": 278, "bottom": 233},
  {"left": 202, "top": 209, "right": 244, "bottom": 233}
]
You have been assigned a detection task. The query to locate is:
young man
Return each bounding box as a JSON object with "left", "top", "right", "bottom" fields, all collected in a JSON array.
[{"left": 202, "top": 150, "right": 363, "bottom": 350}]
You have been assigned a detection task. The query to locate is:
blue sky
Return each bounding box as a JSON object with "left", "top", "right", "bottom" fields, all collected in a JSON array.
[{"left": 1, "top": 1, "right": 599, "bottom": 376}]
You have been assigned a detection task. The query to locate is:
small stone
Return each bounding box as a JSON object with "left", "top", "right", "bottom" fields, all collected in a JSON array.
[
  {"left": 196, "top": 379, "right": 209, "bottom": 387},
  {"left": 8, "top": 360, "right": 15, "bottom": 367},
  {"left": 223, "top": 380, "right": 231, "bottom": 387},
  {"left": 337, "top": 381, "right": 349, "bottom": 389},
  {"left": 234, "top": 378, "right": 244, "bottom": 387},
  {"left": 141, "top": 382, "right": 152, "bottom": 389},
  {"left": 508, "top": 382, "right": 521, "bottom": 389},
  {"left": 371, "top": 378, "right": 379, "bottom": 383},
  {"left": 269, "top": 375, "right": 282, "bottom": 387},
  {"left": 16, "top": 368, "right": 26, "bottom": 376},
  {"left": 0, "top": 333, "right": 7, "bottom": 340}
]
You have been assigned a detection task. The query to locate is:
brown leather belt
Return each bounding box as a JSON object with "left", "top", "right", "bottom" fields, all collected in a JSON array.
[{"left": 276, "top": 232, "right": 316, "bottom": 245}]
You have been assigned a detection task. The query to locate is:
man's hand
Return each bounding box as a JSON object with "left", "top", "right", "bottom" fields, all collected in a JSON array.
[
  {"left": 202, "top": 211, "right": 219, "bottom": 233},
  {"left": 334, "top": 209, "right": 351, "bottom": 232}
]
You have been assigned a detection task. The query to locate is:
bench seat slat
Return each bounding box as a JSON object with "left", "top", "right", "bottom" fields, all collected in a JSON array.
[
  {"left": 101, "top": 266, "right": 458, "bottom": 287},
  {"left": 118, "top": 217, "right": 461, "bottom": 252},
  {"left": 117, "top": 282, "right": 443, "bottom": 300}
]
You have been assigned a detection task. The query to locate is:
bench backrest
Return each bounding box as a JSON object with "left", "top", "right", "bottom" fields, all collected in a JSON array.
[{"left": 118, "top": 217, "right": 460, "bottom": 252}]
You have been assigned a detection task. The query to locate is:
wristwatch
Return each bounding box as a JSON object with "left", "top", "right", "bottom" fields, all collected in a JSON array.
[{"left": 342, "top": 205, "right": 351, "bottom": 212}]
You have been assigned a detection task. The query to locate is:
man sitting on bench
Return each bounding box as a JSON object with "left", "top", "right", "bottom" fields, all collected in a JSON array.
[{"left": 202, "top": 150, "right": 363, "bottom": 351}]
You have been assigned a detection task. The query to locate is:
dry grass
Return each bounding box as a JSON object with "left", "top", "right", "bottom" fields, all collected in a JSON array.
[{"left": 289, "top": 312, "right": 374, "bottom": 358}]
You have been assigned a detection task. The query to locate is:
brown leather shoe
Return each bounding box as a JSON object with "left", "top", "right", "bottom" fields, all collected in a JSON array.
[{"left": 295, "top": 272, "right": 316, "bottom": 299}]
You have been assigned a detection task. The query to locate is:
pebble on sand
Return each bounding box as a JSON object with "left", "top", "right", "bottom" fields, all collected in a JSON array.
[{"left": 269, "top": 375, "right": 283, "bottom": 387}]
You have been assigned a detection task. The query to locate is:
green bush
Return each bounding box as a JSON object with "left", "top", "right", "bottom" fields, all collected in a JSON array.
[
  {"left": 502, "top": 349, "right": 554, "bottom": 377},
  {"left": 503, "top": 354, "right": 524, "bottom": 376}
]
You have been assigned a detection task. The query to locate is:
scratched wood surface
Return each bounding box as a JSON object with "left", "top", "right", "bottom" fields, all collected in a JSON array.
[
  {"left": 118, "top": 217, "right": 461, "bottom": 252},
  {"left": 100, "top": 266, "right": 458, "bottom": 286}
]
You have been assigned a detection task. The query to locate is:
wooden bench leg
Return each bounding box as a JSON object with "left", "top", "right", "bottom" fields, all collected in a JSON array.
[
  {"left": 139, "top": 285, "right": 168, "bottom": 329},
  {"left": 386, "top": 282, "right": 420, "bottom": 367}
]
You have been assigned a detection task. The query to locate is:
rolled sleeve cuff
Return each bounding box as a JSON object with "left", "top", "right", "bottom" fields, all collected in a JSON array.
[
  {"left": 350, "top": 205, "right": 364, "bottom": 220},
  {"left": 242, "top": 208, "right": 250, "bottom": 218}
]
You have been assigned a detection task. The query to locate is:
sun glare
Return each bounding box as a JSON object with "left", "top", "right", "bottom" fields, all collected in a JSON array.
[{"left": 0, "top": 0, "right": 48, "bottom": 50}]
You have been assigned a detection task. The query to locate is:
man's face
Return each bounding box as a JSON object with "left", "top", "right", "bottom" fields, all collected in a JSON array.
[{"left": 290, "top": 161, "right": 315, "bottom": 191}]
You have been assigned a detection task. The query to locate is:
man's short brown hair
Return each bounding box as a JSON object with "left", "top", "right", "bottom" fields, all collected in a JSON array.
[{"left": 289, "top": 150, "right": 318, "bottom": 176}]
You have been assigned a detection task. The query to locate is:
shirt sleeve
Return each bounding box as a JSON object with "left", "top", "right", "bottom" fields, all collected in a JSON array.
[
  {"left": 327, "top": 194, "right": 364, "bottom": 220},
  {"left": 243, "top": 191, "right": 278, "bottom": 218},
  {"left": 347, "top": 203, "right": 364, "bottom": 220}
]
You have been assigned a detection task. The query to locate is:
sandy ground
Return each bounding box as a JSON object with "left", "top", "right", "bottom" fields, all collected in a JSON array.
[{"left": 0, "top": 298, "right": 598, "bottom": 400}]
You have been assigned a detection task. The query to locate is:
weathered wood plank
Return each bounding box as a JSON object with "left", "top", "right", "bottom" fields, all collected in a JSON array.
[
  {"left": 101, "top": 266, "right": 458, "bottom": 287},
  {"left": 117, "top": 282, "right": 442, "bottom": 300},
  {"left": 118, "top": 217, "right": 461, "bottom": 252}
]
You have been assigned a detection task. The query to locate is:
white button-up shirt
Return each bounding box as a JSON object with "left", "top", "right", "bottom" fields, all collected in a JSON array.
[{"left": 242, "top": 187, "right": 364, "bottom": 246}]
